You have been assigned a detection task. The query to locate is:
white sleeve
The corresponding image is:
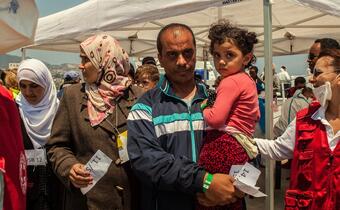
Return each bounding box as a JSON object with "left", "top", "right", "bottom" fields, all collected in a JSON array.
[{"left": 255, "top": 118, "right": 296, "bottom": 160}]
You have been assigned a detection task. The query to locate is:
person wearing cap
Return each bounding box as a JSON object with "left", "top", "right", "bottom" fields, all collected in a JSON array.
[
  {"left": 57, "top": 70, "right": 81, "bottom": 99},
  {"left": 142, "top": 56, "right": 157, "bottom": 66}
]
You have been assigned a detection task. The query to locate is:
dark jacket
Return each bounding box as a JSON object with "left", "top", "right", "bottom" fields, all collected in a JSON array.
[
  {"left": 47, "top": 83, "right": 143, "bottom": 210},
  {"left": 20, "top": 116, "right": 63, "bottom": 210},
  {"left": 127, "top": 77, "right": 208, "bottom": 210}
]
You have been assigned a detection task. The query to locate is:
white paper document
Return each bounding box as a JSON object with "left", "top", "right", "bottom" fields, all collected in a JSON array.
[
  {"left": 229, "top": 162, "right": 267, "bottom": 197},
  {"left": 25, "top": 149, "right": 47, "bottom": 166},
  {"left": 81, "top": 150, "right": 112, "bottom": 194}
]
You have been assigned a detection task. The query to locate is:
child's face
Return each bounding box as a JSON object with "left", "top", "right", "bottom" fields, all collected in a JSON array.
[{"left": 212, "top": 41, "right": 252, "bottom": 77}]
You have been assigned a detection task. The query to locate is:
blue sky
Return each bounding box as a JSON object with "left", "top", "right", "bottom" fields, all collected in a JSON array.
[{"left": 8, "top": 0, "right": 310, "bottom": 75}]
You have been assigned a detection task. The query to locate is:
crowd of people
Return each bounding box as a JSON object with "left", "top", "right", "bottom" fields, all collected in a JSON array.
[{"left": 0, "top": 19, "right": 339, "bottom": 210}]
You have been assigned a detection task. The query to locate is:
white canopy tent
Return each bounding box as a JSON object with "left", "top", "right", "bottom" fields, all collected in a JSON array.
[
  {"left": 0, "top": 0, "right": 38, "bottom": 54},
  {"left": 26, "top": 0, "right": 340, "bottom": 60},
  {"left": 23, "top": 1, "right": 340, "bottom": 210}
]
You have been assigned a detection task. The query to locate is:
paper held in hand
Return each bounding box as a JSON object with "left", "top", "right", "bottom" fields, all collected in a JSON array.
[
  {"left": 229, "top": 162, "right": 267, "bottom": 197},
  {"left": 81, "top": 150, "right": 112, "bottom": 194}
]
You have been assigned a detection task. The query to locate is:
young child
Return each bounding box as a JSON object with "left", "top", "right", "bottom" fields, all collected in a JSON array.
[{"left": 198, "top": 20, "right": 260, "bottom": 210}]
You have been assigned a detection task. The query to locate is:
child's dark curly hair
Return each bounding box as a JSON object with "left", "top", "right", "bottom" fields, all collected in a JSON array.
[{"left": 208, "top": 20, "right": 258, "bottom": 68}]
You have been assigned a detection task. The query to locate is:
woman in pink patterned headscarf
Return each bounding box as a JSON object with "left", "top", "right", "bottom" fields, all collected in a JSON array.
[
  {"left": 79, "top": 34, "right": 132, "bottom": 126},
  {"left": 46, "top": 34, "right": 143, "bottom": 210}
]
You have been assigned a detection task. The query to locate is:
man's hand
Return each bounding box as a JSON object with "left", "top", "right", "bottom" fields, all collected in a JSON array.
[
  {"left": 197, "top": 193, "right": 216, "bottom": 207},
  {"left": 203, "top": 173, "right": 244, "bottom": 206},
  {"left": 69, "top": 163, "right": 93, "bottom": 188}
]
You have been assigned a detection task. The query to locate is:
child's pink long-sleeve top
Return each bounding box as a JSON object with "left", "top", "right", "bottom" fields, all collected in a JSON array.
[{"left": 203, "top": 72, "right": 260, "bottom": 137}]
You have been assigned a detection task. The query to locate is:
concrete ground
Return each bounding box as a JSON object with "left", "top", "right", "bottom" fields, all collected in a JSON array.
[{"left": 246, "top": 166, "right": 290, "bottom": 210}]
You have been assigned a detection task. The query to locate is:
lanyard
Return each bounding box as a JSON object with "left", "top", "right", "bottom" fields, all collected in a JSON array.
[
  {"left": 287, "top": 93, "right": 309, "bottom": 124},
  {"left": 105, "top": 105, "right": 120, "bottom": 135}
]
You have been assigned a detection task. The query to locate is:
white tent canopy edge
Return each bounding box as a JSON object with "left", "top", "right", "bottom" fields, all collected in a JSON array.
[{"left": 25, "top": 0, "right": 340, "bottom": 60}]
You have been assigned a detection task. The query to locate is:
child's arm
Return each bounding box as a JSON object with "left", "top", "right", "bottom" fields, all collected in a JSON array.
[
  {"left": 203, "top": 78, "right": 239, "bottom": 128},
  {"left": 255, "top": 119, "right": 296, "bottom": 161}
]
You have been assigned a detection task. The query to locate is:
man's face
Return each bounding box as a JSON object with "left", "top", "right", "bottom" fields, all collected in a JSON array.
[
  {"left": 158, "top": 28, "right": 196, "bottom": 85},
  {"left": 307, "top": 42, "right": 321, "bottom": 71},
  {"left": 295, "top": 82, "right": 305, "bottom": 89}
]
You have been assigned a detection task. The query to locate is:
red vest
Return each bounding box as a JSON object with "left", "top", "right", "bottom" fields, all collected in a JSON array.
[
  {"left": 0, "top": 86, "right": 26, "bottom": 210},
  {"left": 285, "top": 103, "right": 340, "bottom": 210}
]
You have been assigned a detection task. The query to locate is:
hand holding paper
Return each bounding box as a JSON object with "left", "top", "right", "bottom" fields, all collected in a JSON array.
[
  {"left": 229, "top": 163, "right": 267, "bottom": 197},
  {"left": 69, "top": 163, "right": 93, "bottom": 188},
  {"left": 80, "top": 150, "right": 112, "bottom": 194}
]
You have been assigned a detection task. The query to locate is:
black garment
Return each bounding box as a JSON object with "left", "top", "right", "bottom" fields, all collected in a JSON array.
[{"left": 19, "top": 115, "right": 63, "bottom": 210}]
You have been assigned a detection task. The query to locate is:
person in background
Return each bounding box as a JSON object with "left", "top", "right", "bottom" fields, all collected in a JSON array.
[
  {"left": 135, "top": 64, "right": 159, "bottom": 92},
  {"left": 127, "top": 23, "right": 243, "bottom": 210},
  {"left": 0, "top": 85, "right": 27, "bottom": 210},
  {"left": 0, "top": 69, "right": 6, "bottom": 86},
  {"left": 16, "top": 59, "right": 61, "bottom": 210},
  {"left": 276, "top": 65, "right": 291, "bottom": 96},
  {"left": 277, "top": 66, "right": 291, "bottom": 83},
  {"left": 249, "top": 65, "right": 264, "bottom": 95},
  {"left": 286, "top": 76, "right": 306, "bottom": 98},
  {"left": 3, "top": 69, "right": 20, "bottom": 99},
  {"left": 142, "top": 56, "right": 157, "bottom": 66},
  {"left": 273, "top": 87, "right": 314, "bottom": 138},
  {"left": 47, "top": 34, "right": 143, "bottom": 210},
  {"left": 127, "top": 63, "right": 136, "bottom": 83},
  {"left": 57, "top": 70, "right": 81, "bottom": 99},
  {"left": 255, "top": 48, "right": 340, "bottom": 210},
  {"left": 307, "top": 38, "right": 340, "bottom": 72}
]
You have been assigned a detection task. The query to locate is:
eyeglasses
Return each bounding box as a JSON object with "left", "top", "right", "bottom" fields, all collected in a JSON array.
[
  {"left": 308, "top": 53, "right": 318, "bottom": 60},
  {"left": 312, "top": 68, "right": 339, "bottom": 78},
  {"left": 135, "top": 79, "right": 151, "bottom": 88},
  {"left": 312, "top": 68, "right": 322, "bottom": 77}
]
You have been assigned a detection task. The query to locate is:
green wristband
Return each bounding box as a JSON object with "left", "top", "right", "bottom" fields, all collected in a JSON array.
[
  {"left": 200, "top": 103, "right": 208, "bottom": 111},
  {"left": 202, "top": 173, "right": 213, "bottom": 192}
]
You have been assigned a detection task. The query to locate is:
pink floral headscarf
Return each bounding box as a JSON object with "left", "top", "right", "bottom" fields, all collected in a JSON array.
[{"left": 80, "top": 34, "right": 131, "bottom": 127}]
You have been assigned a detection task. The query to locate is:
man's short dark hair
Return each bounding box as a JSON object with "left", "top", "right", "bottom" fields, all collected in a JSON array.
[
  {"left": 249, "top": 66, "right": 259, "bottom": 74},
  {"left": 294, "top": 76, "right": 306, "bottom": 86},
  {"left": 315, "top": 38, "right": 340, "bottom": 51},
  {"left": 156, "top": 23, "right": 196, "bottom": 55},
  {"left": 302, "top": 87, "right": 313, "bottom": 95},
  {"left": 142, "top": 56, "right": 157, "bottom": 65}
]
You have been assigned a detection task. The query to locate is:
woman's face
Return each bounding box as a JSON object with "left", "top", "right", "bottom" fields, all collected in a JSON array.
[
  {"left": 79, "top": 49, "right": 98, "bottom": 84},
  {"left": 309, "top": 56, "right": 339, "bottom": 88},
  {"left": 19, "top": 80, "right": 45, "bottom": 105}
]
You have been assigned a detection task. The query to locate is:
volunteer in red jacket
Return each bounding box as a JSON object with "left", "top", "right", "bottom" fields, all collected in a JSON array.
[
  {"left": 0, "top": 85, "right": 27, "bottom": 210},
  {"left": 255, "top": 48, "right": 340, "bottom": 210}
]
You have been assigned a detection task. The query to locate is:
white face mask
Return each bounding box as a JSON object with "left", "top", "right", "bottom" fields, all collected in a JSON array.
[{"left": 312, "top": 81, "right": 332, "bottom": 107}]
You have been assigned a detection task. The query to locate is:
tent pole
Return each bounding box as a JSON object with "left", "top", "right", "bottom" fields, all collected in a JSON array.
[
  {"left": 21, "top": 48, "right": 26, "bottom": 60},
  {"left": 218, "top": 7, "right": 222, "bottom": 20},
  {"left": 263, "top": 1, "right": 275, "bottom": 210}
]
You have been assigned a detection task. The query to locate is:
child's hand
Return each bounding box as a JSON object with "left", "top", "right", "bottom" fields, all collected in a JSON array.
[
  {"left": 202, "top": 99, "right": 208, "bottom": 105},
  {"left": 200, "top": 99, "right": 208, "bottom": 111}
]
